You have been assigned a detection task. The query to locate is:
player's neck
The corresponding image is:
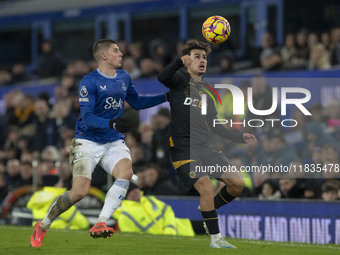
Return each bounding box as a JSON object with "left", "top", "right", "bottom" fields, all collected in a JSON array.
[
  {"left": 98, "top": 65, "right": 116, "bottom": 77},
  {"left": 188, "top": 71, "right": 203, "bottom": 82}
]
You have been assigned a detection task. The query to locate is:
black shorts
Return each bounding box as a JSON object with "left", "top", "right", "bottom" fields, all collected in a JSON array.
[{"left": 169, "top": 137, "right": 232, "bottom": 190}]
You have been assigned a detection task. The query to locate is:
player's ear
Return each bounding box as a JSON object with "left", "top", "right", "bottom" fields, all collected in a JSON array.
[{"left": 100, "top": 52, "right": 107, "bottom": 60}]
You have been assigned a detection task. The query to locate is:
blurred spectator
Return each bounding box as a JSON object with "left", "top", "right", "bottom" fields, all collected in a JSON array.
[
  {"left": 52, "top": 100, "right": 77, "bottom": 130},
  {"left": 59, "top": 160, "right": 72, "bottom": 189},
  {"left": 172, "top": 41, "right": 185, "bottom": 61},
  {"left": 258, "top": 179, "right": 280, "bottom": 200},
  {"left": 130, "top": 144, "right": 147, "bottom": 169},
  {"left": 151, "top": 108, "right": 172, "bottom": 172},
  {"left": 117, "top": 41, "right": 129, "bottom": 56},
  {"left": 122, "top": 57, "right": 141, "bottom": 80},
  {"left": 19, "top": 160, "right": 33, "bottom": 186},
  {"left": 113, "top": 180, "right": 194, "bottom": 236},
  {"left": 31, "top": 99, "right": 59, "bottom": 152},
  {"left": 307, "top": 33, "right": 319, "bottom": 50},
  {"left": 54, "top": 86, "right": 69, "bottom": 102},
  {"left": 139, "top": 58, "right": 156, "bottom": 78},
  {"left": 270, "top": 134, "right": 300, "bottom": 167},
  {"left": 3, "top": 89, "right": 24, "bottom": 124},
  {"left": 139, "top": 123, "right": 154, "bottom": 148},
  {"left": 311, "top": 147, "right": 323, "bottom": 165},
  {"left": 149, "top": 39, "right": 171, "bottom": 72},
  {"left": 309, "top": 103, "right": 325, "bottom": 123},
  {"left": 247, "top": 76, "right": 280, "bottom": 133},
  {"left": 281, "top": 33, "right": 297, "bottom": 70},
  {"left": 208, "top": 51, "right": 234, "bottom": 75},
  {"left": 7, "top": 93, "right": 35, "bottom": 128},
  {"left": 60, "top": 73, "right": 77, "bottom": 94},
  {"left": 0, "top": 172, "right": 8, "bottom": 202},
  {"left": 128, "top": 41, "right": 144, "bottom": 65},
  {"left": 303, "top": 122, "right": 336, "bottom": 161},
  {"left": 10, "top": 62, "right": 32, "bottom": 83},
  {"left": 256, "top": 134, "right": 273, "bottom": 166},
  {"left": 324, "top": 99, "right": 340, "bottom": 129},
  {"left": 291, "top": 29, "right": 309, "bottom": 69},
  {"left": 321, "top": 32, "right": 331, "bottom": 51},
  {"left": 308, "top": 43, "right": 331, "bottom": 70},
  {"left": 3, "top": 126, "right": 21, "bottom": 159},
  {"left": 302, "top": 179, "right": 321, "bottom": 199},
  {"left": 0, "top": 69, "right": 12, "bottom": 85},
  {"left": 321, "top": 180, "right": 339, "bottom": 201},
  {"left": 279, "top": 178, "right": 303, "bottom": 198},
  {"left": 141, "top": 163, "right": 178, "bottom": 195},
  {"left": 6, "top": 158, "right": 23, "bottom": 191},
  {"left": 259, "top": 32, "right": 282, "bottom": 71},
  {"left": 330, "top": 27, "right": 340, "bottom": 66},
  {"left": 36, "top": 40, "right": 65, "bottom": 78},
  {"left": 321, "top": 143, "right": 340, "bottom": 179}
]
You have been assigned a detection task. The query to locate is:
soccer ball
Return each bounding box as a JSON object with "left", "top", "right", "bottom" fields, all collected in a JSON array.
[{"left": 202, "top": 15, "right": 231, "bottom": 44}]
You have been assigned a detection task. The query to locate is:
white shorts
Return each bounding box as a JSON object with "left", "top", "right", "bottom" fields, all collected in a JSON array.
[{"left": 69, "top": 138, "right": 131, "bottom": 179}]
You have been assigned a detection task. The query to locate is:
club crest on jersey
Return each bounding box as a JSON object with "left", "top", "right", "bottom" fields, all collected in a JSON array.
[
  {"left": 121, "top": 82, "right": 127, "bottom": 91},
  {"left": 100, "top": 85, "right": 107, "bottom": 91},
  {"left": 80, "top": 86, "right": 88, "bottom": 97}
]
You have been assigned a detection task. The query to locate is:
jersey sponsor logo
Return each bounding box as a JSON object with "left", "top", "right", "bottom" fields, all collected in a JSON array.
[
  {"left": 79, "top": 98, "right": 89, "bottom": 102},
  {"left": 183, "top": 97, "right": 202, "bottom": 109},
  {"left": 104, "top": 97, "right": 124, "bottom": 110},
  {"left": 100, "top": 85, "right": 107, "bottom": 91},
  {"left": 121, "top": 82, "right": 127, "bottom": 91},
  {"left": 80, "top": 85, "right": 88, "bottom": 97}
]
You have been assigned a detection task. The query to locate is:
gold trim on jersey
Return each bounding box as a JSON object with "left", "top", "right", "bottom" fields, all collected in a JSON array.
[
  {"left": 172, "top": 159, "right": 196, "bottom": 169},
  {"left": 169, "top": 136, "right": 174, "bottom": 147}
]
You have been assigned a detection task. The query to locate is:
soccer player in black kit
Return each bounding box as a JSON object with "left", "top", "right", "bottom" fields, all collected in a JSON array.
[{"left": 158, "top": 40, "right": 257, "bottom": 249}]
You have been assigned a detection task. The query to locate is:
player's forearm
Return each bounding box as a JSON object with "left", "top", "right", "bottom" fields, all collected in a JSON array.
[
  {"left": 81, "top": 106, "right": 110, "bottom": 128},
  {"left": 129, "top": 94, "right": 166, "bottom": 110},
  {"left": 157, "top": 58, "right": 183, "bottom": 86}
]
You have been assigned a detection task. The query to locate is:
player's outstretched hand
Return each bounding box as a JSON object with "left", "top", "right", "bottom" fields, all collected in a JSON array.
[
  {"left": 181, "top": 55, "right": 193, "bottom": 67},
  {"left": 109, "top": 117, "right": 129, "bottom": 133},
  {"left": 243, "top": 133, "right": 257, "bottom": 145}
]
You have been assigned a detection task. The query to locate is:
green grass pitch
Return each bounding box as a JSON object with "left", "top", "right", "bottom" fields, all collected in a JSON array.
[{"left": 0, "top": 225, "right": 339, "bottom": 255}]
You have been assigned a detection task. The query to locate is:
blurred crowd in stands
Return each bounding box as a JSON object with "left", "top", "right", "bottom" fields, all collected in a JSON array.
[
  {"left": 1, "top": 27, "right": 340, "bottom": 85},
  {"left": 1, "top": 28, "right": 340, "bottom": 205}
]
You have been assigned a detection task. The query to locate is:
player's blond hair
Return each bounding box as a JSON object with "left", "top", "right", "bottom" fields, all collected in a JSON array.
[
  {"left": 92, "top": 39, "right": 117, "bottom": 62},
  {"left": 182, "top": 39, "right": 211, "bottom": 56}
]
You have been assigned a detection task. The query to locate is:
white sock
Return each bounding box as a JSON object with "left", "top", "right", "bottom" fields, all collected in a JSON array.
[
  {"left": 97, "top": 179, "right": 129, "bottom": 223},
  {"left": 211, "top": 233, "right": 223, "bottom": 242}
]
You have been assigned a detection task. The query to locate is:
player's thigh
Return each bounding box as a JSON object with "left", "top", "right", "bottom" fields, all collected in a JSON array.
[
  {"left": 69, "top": 138, "right": 100, "bottom": 179},
  {"left": 100, "top": 139, "right": 132, "bottom": 177},
  {"left": 170, "top": 147, "right": 206, "bottom": 190}
]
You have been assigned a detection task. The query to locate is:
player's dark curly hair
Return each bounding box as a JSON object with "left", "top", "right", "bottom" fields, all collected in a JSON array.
[
  {"left": 93, "top": 39, "right": 117, "bottom": 61},
  {"left": 182, "top": 39, "right": 211, "bottom": 56}
]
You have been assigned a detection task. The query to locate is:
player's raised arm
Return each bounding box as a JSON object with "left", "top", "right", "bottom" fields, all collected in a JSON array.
[
  {"left": 206, "top": 114, "right": 257, "bottom": 144},
  {"left": 125, "top": 77, "right": 168, "bottom": 110},
  {"left": 157, "top": 58, "right": 186, "bottom": 88}
]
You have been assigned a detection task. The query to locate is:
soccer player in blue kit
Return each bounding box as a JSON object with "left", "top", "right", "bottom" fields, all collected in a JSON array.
[{"left": 31, "top": 39, "right": 168, "bottom": 247}]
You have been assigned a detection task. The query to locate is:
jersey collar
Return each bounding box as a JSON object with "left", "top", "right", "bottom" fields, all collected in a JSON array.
[{"left": 96, "top": 68, "right": 117, "bottom": 79}]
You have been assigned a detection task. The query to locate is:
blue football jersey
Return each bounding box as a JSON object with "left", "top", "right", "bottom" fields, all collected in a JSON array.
[{"left": 75, "top": 68, "right": 165, "bottom": 144}]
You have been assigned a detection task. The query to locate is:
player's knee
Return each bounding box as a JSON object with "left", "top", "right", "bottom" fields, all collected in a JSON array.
[
  {"left": 231, "top": 178, "right": 245, "bottom": 195},
  {"left": 117, "top": 168, "right": 133, "bottom": 180}
]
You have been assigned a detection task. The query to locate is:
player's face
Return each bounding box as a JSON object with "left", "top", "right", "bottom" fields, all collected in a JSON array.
[
  {"left": 188, "top": 49, "right": 207, "bottom": 76},
  {"left": 105, "top": 44, "right": 123, "bottom": 68}
]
